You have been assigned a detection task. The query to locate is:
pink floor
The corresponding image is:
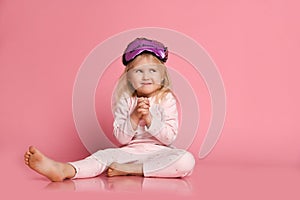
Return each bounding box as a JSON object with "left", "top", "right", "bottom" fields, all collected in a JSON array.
[{"left": 5, "top": 157, "right": 300, "bottom": 200}]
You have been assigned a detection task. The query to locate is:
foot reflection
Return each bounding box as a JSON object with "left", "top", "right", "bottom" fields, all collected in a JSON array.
[{"left": 45, "top": 175, "right": 192, "bottom": 193}]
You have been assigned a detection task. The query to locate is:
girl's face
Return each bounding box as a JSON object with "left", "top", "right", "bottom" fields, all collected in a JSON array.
[{"left": 127, "top": 54, "right": 165, "bottom": 97}]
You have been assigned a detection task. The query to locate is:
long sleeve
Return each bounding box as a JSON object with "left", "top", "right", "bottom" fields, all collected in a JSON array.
[
  {"left": 113, "top": 93, "right": 179, "bottom": 146},
  {"left": 113, "top": 97, "right": 136, "bottom": 145},
  {"left": 146, "top": 93, "right": 178, "bottom": 146}
]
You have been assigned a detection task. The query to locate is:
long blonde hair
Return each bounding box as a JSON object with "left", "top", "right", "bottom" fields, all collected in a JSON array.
[{"left": 113, "top": 53, "right": 173, "bottom": 106}]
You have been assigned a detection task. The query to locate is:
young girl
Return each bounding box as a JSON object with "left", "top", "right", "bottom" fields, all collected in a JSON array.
[{"left": 24, "top": 38, "right": 195, "bottom": 182}]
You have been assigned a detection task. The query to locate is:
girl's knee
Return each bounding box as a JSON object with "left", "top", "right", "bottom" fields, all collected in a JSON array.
[{"left": 176, "top": 151, "right": 195, "bottom": 176}]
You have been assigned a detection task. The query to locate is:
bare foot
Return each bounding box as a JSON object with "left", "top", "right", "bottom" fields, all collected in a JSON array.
[
  {"left": 24, "top": 146, "right": 75, "bottom": 182},
  {"left": 107, "top": 162, "right": 143, "bottom": 177}
]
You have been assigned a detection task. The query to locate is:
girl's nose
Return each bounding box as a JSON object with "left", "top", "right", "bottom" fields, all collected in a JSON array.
[{"left": 142, "top": 72, "right": 150, "bottom": 79}]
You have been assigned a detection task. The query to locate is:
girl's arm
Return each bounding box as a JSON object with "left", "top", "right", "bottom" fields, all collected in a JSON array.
[
  {"left": 146, "top": 93, "right": 178, "bottom": 146},
  {"left": 113, "top": 97, "right": 136, "bottom": 145}
]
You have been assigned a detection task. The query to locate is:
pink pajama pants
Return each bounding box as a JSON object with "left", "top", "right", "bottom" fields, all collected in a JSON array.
[{"left": 69, "top": 143, "right": 195, "bottom": 179}]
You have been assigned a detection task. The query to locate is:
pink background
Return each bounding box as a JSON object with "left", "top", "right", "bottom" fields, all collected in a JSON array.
[{"left": 1, "top": 0, "right": 300, "bottom": 199}]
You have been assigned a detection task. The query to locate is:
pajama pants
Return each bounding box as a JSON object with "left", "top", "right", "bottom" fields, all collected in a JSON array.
[{"left": 69, "top": 143, "right": 195, "bottom": 179}]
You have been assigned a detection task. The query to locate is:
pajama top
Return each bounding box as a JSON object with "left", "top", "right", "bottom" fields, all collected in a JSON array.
[{"left": 113, "top": 92, "right": 178, "bottom": 147}]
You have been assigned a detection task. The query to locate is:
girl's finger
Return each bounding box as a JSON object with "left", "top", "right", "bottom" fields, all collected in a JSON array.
[
  {"left": 138, "top": 108, "right": 149, "bottom": 113},
  {"left": 143, "top": 98, "right": 149, "bottom": 104},
  {"left": 138, "top": 101, "right": 149, "bottom": 108},
  {"left": 139, "top": 105, "right": 149, "bottom": 109},
  {"left": 141, "top": 111, "right": 149, "bottom": 115},
  {"left": 137, "top": 98, "right": 144, "bottom": 104}
]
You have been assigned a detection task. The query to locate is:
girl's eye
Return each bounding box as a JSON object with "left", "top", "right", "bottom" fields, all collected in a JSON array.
[
  {"left": 135, "top": 69, "right": 143, "bottom": 73},
  {"left": 149, "top": 69, "right": 156, "bottom": 73}
]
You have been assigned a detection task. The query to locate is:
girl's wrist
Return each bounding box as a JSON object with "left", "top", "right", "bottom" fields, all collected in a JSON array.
[
  {"left": 145, "top": 115, "right": 152, "bottom": 128},
  {"left": 130, "top": 113, "right": 140, "bottom": 130}
]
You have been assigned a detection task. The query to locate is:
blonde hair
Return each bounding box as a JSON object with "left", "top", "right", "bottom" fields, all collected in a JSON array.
[{"left": 113, "top": 53, "right": 173, "bottom": 106}]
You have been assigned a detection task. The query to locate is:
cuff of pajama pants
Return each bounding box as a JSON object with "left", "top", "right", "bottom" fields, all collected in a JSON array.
[
  {"left": 67, "top": 155, "right": 108, "bottom": 179},
  {"left": 68, "top": 162, "right": 79, "bottom": 179}
]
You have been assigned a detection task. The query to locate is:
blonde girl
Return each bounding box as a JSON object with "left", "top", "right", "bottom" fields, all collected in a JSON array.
[{"left": 24, "top": 38, "right": 195, "bottom": 181}]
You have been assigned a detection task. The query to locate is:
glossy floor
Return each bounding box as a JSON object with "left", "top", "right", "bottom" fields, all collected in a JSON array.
[{"left": 12, "top": 160, "right": 300, "bottom": 200}]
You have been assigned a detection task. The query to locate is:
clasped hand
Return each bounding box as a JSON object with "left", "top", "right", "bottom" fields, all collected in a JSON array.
[{"left": 130, "top": 97, "right": 152, "bottom": 129}]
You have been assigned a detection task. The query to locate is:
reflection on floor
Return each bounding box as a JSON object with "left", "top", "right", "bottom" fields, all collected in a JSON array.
[
  {"left": 28, "top": 161, "right": 300, "bottom": 199},
  {"left": 45, "top": 175, "right": 192, "bottom": 193}
]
